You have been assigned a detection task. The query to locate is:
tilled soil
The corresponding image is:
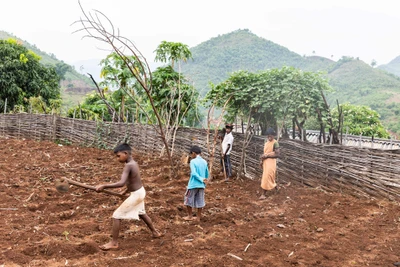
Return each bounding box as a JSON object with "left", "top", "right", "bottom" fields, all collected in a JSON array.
[{"left": 1, "top": 138, "right": 399, "bottom": 266}]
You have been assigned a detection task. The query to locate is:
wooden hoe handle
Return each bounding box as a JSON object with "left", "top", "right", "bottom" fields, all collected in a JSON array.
[{"left": 63, "top": 178, "right": 125, "bottom": 198}]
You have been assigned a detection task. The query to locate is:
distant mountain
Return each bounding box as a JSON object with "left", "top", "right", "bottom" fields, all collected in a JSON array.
[
  {"left": 326, "top": 58, "right": 400, "bottom": 134},
  {"left": 327, "top": 58, "right": 400, "bottom": 103},
  {"left": 299, "top": 55, "right": 336, "bottom": 73},
  {"left": 378, "top": 56, "right": 400, "bottom": 77},
  {"left": 181, "top": 29, "right": 305, "bottom": 95},
  {"left": 0, "top": 30, "right": 95, "bottom": 111},
  {"left": 181, "top": 29, "right": 339, "bottom": 96},
  {"left": 180, "top": 29, "right": 400, "bottom": 135}
]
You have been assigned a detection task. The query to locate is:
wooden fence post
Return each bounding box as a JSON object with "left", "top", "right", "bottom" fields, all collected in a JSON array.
[
  {"left": 18, "top": 113, "right": 21, "bottom": 139},
  {"left": 1, "top": 99, "right": 5, "bottom": 137},
  {"left": 118, "top": 107, "right": 121, "bottom": 123},
  {"left": 52, "top": 114, "right": 57, "bottom": 141},
  {"left": 340, "top": 152, "right": 344, "bottom": 193},
  {"left": 34, "top": 114, "right": 38, "bottom": 141},
  {"left": 71, "top": 116, "right": 75, "bottom": 144},
  {"left": 301, "top": 145, "right": 304, "bottom": 184}
]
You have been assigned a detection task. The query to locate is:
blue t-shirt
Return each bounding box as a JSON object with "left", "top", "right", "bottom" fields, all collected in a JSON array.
[{"left": 187, "top": 155, "right": 209, "bottom": 189}]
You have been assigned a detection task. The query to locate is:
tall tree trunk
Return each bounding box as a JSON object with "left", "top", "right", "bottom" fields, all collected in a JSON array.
[
  {"left": 292, "top": 118, "right": 296, "bottom": 139},
  {"left": 320, "top": 92, "right": 340, "bottom": 144},
  {"left": 237, "top": 111, "right": 253, "bottom": 179}
]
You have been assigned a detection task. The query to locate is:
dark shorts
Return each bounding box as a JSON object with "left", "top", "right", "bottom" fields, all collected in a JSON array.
[
  {"left": 221, "top": 155, "right": 232, "bottom": 177},
  {"left": 184, "top": 188, "right": 205, "bottom": 208}
]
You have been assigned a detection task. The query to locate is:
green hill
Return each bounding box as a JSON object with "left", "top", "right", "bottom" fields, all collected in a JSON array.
[
  {"left": 180, "top": 29, "right": 400, "bottom": 135},
  {"left": 326, "top": 58, "right": 400, "bottom": 134},
  {"left": 0, "top": 31, "right": 95, "bottom": 112},
  {"left": 181, "top": 30, "right": 338, "bottom": 96},
  {"left": 378, "top": 56, "right": 400, "bottom": 77},
  {"left": 300, "top": 55, "right": 336, "bottom": 73},
  {"left": 327, "top": 58, "right": 400, "bottom": 103},
  {"left": 181, "top": 29, "right": 306, "bottom": 95}
]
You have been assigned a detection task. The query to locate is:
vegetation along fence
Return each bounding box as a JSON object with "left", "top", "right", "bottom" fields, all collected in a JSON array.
[{"left": 1, "top": 113, "right": 399, "bottom": 200}]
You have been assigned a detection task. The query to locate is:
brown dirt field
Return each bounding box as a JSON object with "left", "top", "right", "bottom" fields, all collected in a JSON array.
[{"left": 1, "top": 138, "right": 400, "bottom": 267}]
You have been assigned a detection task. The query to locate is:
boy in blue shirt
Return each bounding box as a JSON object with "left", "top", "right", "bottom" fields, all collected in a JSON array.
[{"left": 183, "top": 146, "right": 209, "bottom": 221}]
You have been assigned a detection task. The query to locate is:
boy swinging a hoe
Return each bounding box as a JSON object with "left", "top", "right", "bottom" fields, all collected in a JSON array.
[{"left": 96, "top": 143, "right": 162, "bottom": 250}]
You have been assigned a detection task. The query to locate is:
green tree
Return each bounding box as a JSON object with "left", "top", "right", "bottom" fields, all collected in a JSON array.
[
  {"left": 70, "top": 46, "right": 200, "bottom": 127},
  {"left": 0, "top": 39, "right": 61, "bottom": 112},
  {"left": 67, "top": 92, "right": 112, "bottom": 121},
  {"left": 151, "top": 65, "right": 201, "bottom": 126},
  {"left": 68, "top": 52, "right": 146, "bottom": 122},
  {"left": 205, "top": 67, "right": 332, "bottom": 136},
  {"left": 54, "top": 62, "right": 72, "bottom": 80},
  {"left": 154, "top": 41, "right": 192, "bottom": 69},
  {"left": 99, "top": 52, "right": 144, "bottom": 122},
  {"left": 331, "top": 103, "right": 390, "bottom": 138}
]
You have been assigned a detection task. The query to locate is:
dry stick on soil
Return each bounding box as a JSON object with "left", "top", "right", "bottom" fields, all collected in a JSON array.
[
  {"left": 25, "top": 192, "right": 35, "bottom": 202},
  {"left": 206, "top": 95, "right": 233, "bottom": 181},
  {"left": 73, "top": 1, "right": 176, "bottom": 176},
  {"left": 227, "top": 253, "right": 243, "bottom": 261}
]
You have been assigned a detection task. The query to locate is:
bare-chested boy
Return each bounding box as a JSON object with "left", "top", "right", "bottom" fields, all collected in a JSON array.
[{"left": 95, "top": 143, "right": 162, "bottom": 250}]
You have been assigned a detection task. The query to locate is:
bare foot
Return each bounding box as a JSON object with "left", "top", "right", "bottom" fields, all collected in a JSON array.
[
  {"left": 183, "top": 216, "right": 194, "bottom": 221},
  {"left": 152, "top": 230, "right": 164, "bottom": 238},
  {"left": 99, "top": 241, "right": 119, "bottom": 251},
  {"left": 259, "top": 195, "right": 266, "bottom": 200}
]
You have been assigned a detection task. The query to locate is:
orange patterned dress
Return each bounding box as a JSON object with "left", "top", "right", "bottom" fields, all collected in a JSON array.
[{"left": 261, "top": 139, "right": 279, "bottom": 190}]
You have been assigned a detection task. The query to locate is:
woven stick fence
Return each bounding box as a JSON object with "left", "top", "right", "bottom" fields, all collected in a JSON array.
[{"left": 1, "top": 113, "right": 399, "bottom": 200}]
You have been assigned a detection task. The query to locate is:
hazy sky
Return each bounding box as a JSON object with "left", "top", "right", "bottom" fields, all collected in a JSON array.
[{"left": 1, "top": 0, "right": 399, "bottom": 67}]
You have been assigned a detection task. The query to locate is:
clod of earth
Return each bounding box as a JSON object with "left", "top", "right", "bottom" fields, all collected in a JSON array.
[{"left": 55, "top": 179, "right": 69, "bottom": 193}]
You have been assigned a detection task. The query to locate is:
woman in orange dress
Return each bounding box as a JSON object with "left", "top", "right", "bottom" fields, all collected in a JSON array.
[{"left": 259, "top": 128, "right": 280, "bottom": 200}]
